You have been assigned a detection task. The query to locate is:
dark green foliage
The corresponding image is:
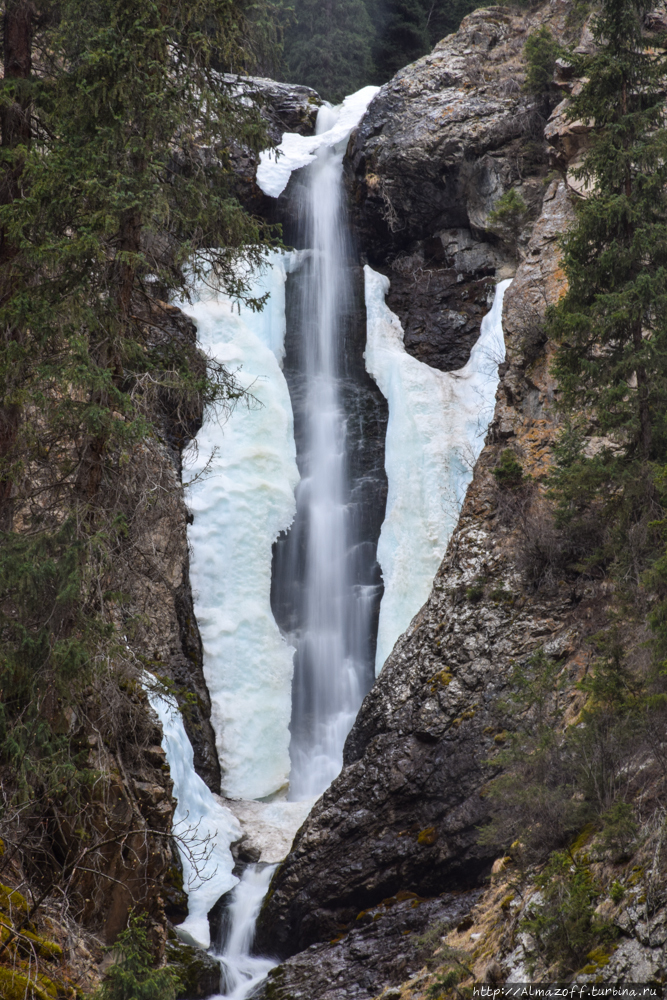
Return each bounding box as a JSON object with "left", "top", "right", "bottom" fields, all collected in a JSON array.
[
  {"left": 522, "top": 852, "right": 615, "bottom": 975},
  {"left": 94, "top": 913, "right": 181, "bottom": 1000},
  {"left": 465, "top": 582, "right": 484, "bottom": 603},
  {"left": 492, "top": 449, "right": 526, "bottom": 489},
  {"left": 371, "top": 0, "right": 481, "bottom": 85},
  {"left": 523, "top": 26, "right": 559, "bottom": 94},
  {"left": 280, "top": 0, "right": 375, "bottom": 102},
  {"left": 0, "top": 519, "right": 108, "bottom": 804},
  {"left": 427, "top": 968, "right": 462, "bottom": 997},
  {"left": 280, "top": 0, "right": 480, "bottom": 100},
  {"left": 480, "top": 649, "right": 588, "bottom": 859},
  {"left": 480, "top": 638, "right": 655, "bottom": 861},
  {"left": 370, "top": 0, "right": 430, "bottom": 82},
  {"left": 424, "top": 941, "right": 471, "bottom": 998},
  {"left": 547, "top": 0, "right": 667, "bottom": 576},
  {"left": 600, "top": 801, "right": 638, "bottom": 858},
  {"left": 610, "top": 879, "right": 625, "bottom": 903},
  {"left": 0, "top": 0, "right": 278, "bottom": 921},
  {"left": 487, "top": 190, "right": 530, "bottom": 248}
]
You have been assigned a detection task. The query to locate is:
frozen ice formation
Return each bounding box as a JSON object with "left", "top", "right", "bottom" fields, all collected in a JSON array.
[
  {"left": 183, "top": 254, "right": 300, "bottom": 801},
  {"left": 364, "top": 267, "right": 512, "bottom": 674},
  {"left": 148, "top": 690, "right": 241, "bottom": 950}
]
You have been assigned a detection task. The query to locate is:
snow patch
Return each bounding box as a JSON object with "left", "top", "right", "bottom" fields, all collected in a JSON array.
[{"left": 256, "top": 86, "right": 379, "bottom": 198}]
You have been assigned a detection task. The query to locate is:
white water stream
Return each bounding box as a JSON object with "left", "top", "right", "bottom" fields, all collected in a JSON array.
[
  {"left": 212, "top": 865, "right": 276, "bottom": 1000},
  {"left": 271, "top": 104, "right": 377, "bottom": 801},
  {"left": 147, "top": 85, "right": 512, "bottom": 1000}
]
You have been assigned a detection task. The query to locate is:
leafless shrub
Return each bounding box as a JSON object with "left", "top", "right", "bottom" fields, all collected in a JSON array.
[
  {"left": 498, "top": 76, "right": 522, "bottom": 97},
  {"left": 465, "top": 54, "right": 487, "bottom": 85}
]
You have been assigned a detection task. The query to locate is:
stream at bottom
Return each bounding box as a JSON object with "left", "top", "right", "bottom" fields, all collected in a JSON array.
[{"left": 210, "top": 864, "right": 277, "bottom": 1000}]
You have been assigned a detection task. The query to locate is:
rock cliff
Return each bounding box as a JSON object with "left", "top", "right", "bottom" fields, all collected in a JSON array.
[
  {"left": 253, "top": 3, "right": 622, "bottom": 993},
  {"left": 256, "top": 0, "right": 667, "bottom": 985},
  {"left": 344, "top": 4, "right": 553, "bottom": 372}
]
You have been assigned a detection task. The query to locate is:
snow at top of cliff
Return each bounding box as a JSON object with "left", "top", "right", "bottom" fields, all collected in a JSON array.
[{"left": 256, "top": 85, "right": 380, "bottom": 198}]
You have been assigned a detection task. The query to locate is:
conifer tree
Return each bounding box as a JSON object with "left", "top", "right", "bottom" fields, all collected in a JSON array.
[
  {"left": 0, "top": 0, "right": 279, "bottom": 892},
  {"left": 282, "top": 0, "right": 375, "bottom": 101},
  {"left": 94, "top": 913, "right": 180, "bottom": 1000},
  {"left": 371, "top": 0, "right": 430, "bottom": 81},
  {"left": 371, "top": 0, "right": 478, "bottom": 83},
  {"left": 549, "top": 0, "right": 667, "bottom": 545}
]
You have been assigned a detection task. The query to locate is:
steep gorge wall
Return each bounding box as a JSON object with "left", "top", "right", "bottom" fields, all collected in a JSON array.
[{"left": 254, "top": 2, "right": 605, "bottom": 987}]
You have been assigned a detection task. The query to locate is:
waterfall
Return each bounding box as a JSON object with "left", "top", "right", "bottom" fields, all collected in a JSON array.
[
  {"left": 271, "top": 104, "right": 378, "bottom": 801},
  {"left": 212, "top": 865, "right": 277, "bottom": 1000},
  {"left": 146, "top": 82, "right": 513, "bottom": 1000}
]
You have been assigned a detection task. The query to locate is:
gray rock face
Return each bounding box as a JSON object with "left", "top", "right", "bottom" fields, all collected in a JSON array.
[
  {"left": 122, "top": 299, "right": 221, "bottom": 791},
  {"left": 344, "top": 6, "right": 553, "bottom": 372},
  {"left": 381, "top": 234, "right": 498, "bottom": 372},
  {"left": 255, "top": 520, "right": 582, "bottom": 957},
  {"left": 224, "top": 75, "right": 321, "bottom": 143},
  {"left": 345, "top": 7, "right": 545, "bottom": 261},
  {"left": 224, "top": 76, "right": 321, "bottom": 220},
  {"left": 258, "top": 890, "right": 481, "bottom": 1000}
]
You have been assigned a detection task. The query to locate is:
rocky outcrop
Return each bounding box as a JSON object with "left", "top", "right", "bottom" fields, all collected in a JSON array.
[
  {"left": 367, "top": 832, "right": 667, "bottom": 1000},
  {"left": 343, "top": 5, "right": 566, "bottom": 372},
  {"left": 261, "top": 889, "right": 481, "bottom": 1000},
  {"left": 255, "top": 3, "right": 591, "bottom": 966},
  {"left": 225, "top": 76, "right": 322, "bottom": 219},
  {"left": 345, "top": 7, "right": 549, "bottom": 261},
  {"left": 226, "top": 76, "right": 321, "bottom": 142},
  {"left": 120, "top": 299, "right": 221, "bottom": 792}
]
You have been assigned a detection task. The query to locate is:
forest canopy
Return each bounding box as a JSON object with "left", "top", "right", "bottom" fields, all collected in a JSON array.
[{"left": 277, "top": 0, "right": 481, "bottom": 102}]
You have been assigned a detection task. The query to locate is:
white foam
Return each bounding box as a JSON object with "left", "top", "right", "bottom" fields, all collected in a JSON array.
[
  {"left": 364, "top": 268, "right": 511, "bottom": 673},
  {"left": 148, "top": 691, "right": 241, "bottom": 949},
  {"left": 256, "top": 86, "right": 380, "bottom": 198},
  {"left": 212, "top": 864, "right": 277, "bottom": 1000},
  {"left": 183, "top": 254, "right": 300, "bottom": 800}
]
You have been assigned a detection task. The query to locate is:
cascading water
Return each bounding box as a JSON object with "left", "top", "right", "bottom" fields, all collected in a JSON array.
[
  {"left": 212, "top": 865, "right": 276, "bottom": 1000},
  {"left": 271, "top": 103, "right": 381, "bottom": 801},
  {"left": 147, "top": 83, "right": 513, "bottom": 1000}
]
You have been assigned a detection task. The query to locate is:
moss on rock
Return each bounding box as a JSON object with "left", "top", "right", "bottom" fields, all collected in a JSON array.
[{"left": 165, "top": 936, "right": 221, "bottom": 999}]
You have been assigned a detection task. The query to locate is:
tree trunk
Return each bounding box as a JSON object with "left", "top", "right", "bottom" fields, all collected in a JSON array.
[{"left": 633, "top": 322, "right": 651, "bottom": 459}]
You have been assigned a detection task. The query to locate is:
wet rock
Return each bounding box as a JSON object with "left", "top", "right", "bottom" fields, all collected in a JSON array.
[
  {"left": 126, "top": 299, "right": 221, "bottom": 792},
  {"left": 345, "top": 8, "right": 539, "bottom": 260},
  {"left": 257, "top": 891, "right": 481, "bottom": 1000},
  {"left": 223, "top": 75, "right": 321, "bottom": 143},
  {"left": 256, "top": 159, "right": 584, "bottom": 969},
  {"left": 166, "top": 934, "right": 221, "bottom": 999},
  {"left": 224, "top": 76, "right": 322, "bottom": 220}
]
